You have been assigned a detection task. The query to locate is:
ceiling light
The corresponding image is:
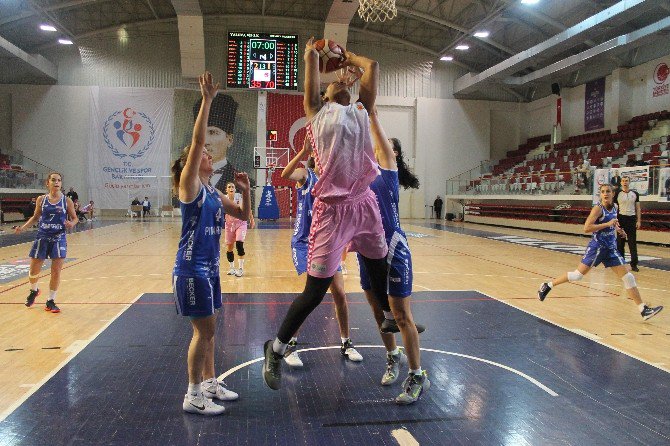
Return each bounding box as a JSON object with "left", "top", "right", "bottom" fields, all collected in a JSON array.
[
  {"left": 441, "top": 56, "right": 454, "bottom": 61},
  {"left": 58, "top": 39, "right": 73, "bottom": 45},
  {"left": 455, "top": 45, "right": 469, "bottom": 51},
  {"left": 40, "top": 24, "right": 57, "bottom": 32},
  {"left": 474, "top": 31, "right": 489, "bottom": 38},
  {"left": 520, "top": 0, "right": 540, "bottom": 4}
]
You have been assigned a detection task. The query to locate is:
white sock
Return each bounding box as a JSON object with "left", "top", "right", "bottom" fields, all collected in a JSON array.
[
  {"left": 547, "top": 282, "right": 553, "bottom": 289},
  {"left": 238, "top": 259, "right": 245, "bottom": 269},
  {"left": 341, "top": 337, "right": 349, "bottom": 344},
  {"left": 202, "top": 377, "right": 217, "bottom": 389},
  {"left": 383, "top": 310, "right": 394, "bottom": 320},
  {"left": 638, "top": 303, "right": 646, "bottom": 312},
  {"left": 187, "top": 383, "right": 200, "bottom": 396},
  {"left": 229, "top": 262, "right": 234, "bottom": 269},
  {"left": 49, "top": 290, "right": 57, "bottom": 301},
  {"left": 289, "top": 337, "right": 298, "bottom": 344},
  {"left": 410, "top": 367, "right": 422, "bottom": 375},
  {"left": 30, "top": 283, "right": 38, "bottom": 291},
  {"left": 273, "top": 338, "right": 287, "bottom": 355},
  {"left": 388, "top": 347, "right": 400, "bottom": 356}
]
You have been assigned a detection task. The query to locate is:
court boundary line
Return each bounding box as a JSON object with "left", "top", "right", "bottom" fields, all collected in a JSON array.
[
  {"left": 475, "top": 289, "right": 670, "bottom": 375},
  {"left": 0, "top": 293, "right": 143, "bottom": 422}
]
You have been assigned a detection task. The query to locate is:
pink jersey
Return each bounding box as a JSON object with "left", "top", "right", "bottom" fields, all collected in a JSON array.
[
  {"left": 306, "top": 101, "right": 378, "bottom": 200},
  {"left": 224, "top": 193, "right": 244, "bottom": 224}
]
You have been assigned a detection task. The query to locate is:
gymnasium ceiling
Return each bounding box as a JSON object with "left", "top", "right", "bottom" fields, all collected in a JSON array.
[{"left": 0, "top": 0, "right": 669, "bottom": 101}]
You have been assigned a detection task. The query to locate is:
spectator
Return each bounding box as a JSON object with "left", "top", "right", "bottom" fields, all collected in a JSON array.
[
  {"left": 577, "top": 158, "right": 591, "bottom": 192},
  {"left": 131, "top": 197, "right": 141, "bottom": 206},
  {"left": 66, "top": 187, "right": 79, "bottom": 202},
  {"left": 142, "top": 196, "right": 151, "bottom": 217},
  {"left": 433, "top": 195, "right": 443, "bottom": 219},
  {"left": 80, "top": 200, "right": 95, "bottom": 220}
]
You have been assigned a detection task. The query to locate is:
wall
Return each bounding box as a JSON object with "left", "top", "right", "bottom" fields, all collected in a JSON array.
[
  {"left": 0, "top": 93, "right": 11, "bottom": 149},
  {"left": 490, "top": 104, "right": 521, "bottom": 162}
]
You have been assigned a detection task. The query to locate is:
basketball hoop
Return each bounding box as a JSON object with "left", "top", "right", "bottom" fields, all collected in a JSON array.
[{"left": 358, "top": 0, "right": 397, "bottom": 22}]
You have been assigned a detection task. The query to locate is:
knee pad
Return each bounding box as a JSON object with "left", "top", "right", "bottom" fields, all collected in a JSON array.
[
  {"left": 622, "top": 272, "right": 637, "bottom": 289},
  {"left": 226, "top": 251, "right": 234, "bottom": 262},
  {"left": 567, "top": 270, "right": 583, "bottom": 282},
  {"left": 235, "top": 241, "right": 245, "bottom": 257}
]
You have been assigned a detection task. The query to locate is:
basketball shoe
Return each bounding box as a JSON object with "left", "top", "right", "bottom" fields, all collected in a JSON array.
[
  {"left": 201, "top": 379, "right": 239, "bottom": 401},
  {"left": 381, "top": 349, "right": 406, "bottom": 385},
  {"left": 340, "top": 339, "right": 363, "bottom": 362},
  {"left": 45, "top": 300, "right": 60, "bottom": 313},
  {"left": 25, "top": 289, "right": 40, "bottom": 307},
  {"left": 396, "top": 370, "right": 430, "bottom": 405},
  {"left": 183, "top": 393, "right": 225, "bottom": 415}
]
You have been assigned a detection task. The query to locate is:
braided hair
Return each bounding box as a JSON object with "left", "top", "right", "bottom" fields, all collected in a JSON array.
[{"left": 390, "top": 138, "right": 420, "bottom": 190}]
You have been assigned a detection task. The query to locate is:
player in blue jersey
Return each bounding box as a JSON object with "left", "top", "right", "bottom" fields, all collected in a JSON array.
[
  {"left": 359, "top": 112, "right": 428, "bottom": 404},
  {"left": 15, "top": 172, "right": 78, "bottom": 313},
  {"left": 171, "top": 72, "right": 251, "bottom": 416},
  {"left": 538, "top": 183, "right": 663, "bottom": 320},
  {"left": 279, "top": 137, "right": 363, "bottom": 367}
]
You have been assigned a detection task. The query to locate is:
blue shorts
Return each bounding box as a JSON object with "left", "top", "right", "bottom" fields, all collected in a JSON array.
[
  {"left": 29, "top": 236, "right": 67, "bottom": 260},
  {"left": 292, "top": 242, "right": 341, "bottom": 276},
  {"left": 358, "top": 232, "right": 412, "bottom": 298},
  {"left": 173, "top": 275, "right": 222, "bottom": 317},
  {"left": 581, "top": 243, "right": 625, "bottom": 268}
]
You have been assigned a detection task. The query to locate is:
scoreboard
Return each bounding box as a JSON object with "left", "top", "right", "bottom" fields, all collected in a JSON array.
[{"left": 227, "top": 32, "right": 299, "bottom": 90}]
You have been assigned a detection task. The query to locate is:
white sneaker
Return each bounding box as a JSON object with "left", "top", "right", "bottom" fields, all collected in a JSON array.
[
  {"left": 183, "top": 393, "right": 225, "bottom": 415},
  {"left": 284, "top": 351, "right": 304, "bottom": 367},
  {"left": 202, "top": 380, "right": 239, "bottom": 401},
  {"left": 340, "top": 339, "right": 363, "bottom": 362},
  {"left": 234, "top": 268, "right": 243, "bottom": 277},
  {"left": 226, "top": 267, "right": 236, "bottom": 275}
]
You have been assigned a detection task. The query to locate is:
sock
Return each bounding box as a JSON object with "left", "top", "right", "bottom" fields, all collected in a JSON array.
[
  {"left": 49, "top": 290, "right": 57, "bottom": 301},
  {"left": 388, "top": 347, "right": 400, "bottom": 356},
  {"left": 410, "top": 367, "right": 422, "bottom": 375},
  {"left": 383, "top": 310, "right": 395, "bottom": 320},
  {"left": 30, "top": 283, "right": 38, "bottom": 291},
  {"left": 238, "top": 259, "right": 245, "bottom": 269},
  {"left": 547, "top": 282, "right": 553, "bottom": 288},
  {"left": 202, "top": 377, "right": 217, "bottom": 389},
  {"left": 341, "top": 337, "right": 349, "bottom": 344},
  {"left": 289, "top": 337, "right": 298, "bottom": 344},
  {"left": 187, "top": 383, "right": 200, "bottom": 396},
  {"left": 229, "top": 262, "right": 234, "bottom": 269},
  {"left": 273, "top": 338, "right": 288, "bottom": 355},
  {"left": 638, "top": 303, "right": 646, "bottom": 312}
]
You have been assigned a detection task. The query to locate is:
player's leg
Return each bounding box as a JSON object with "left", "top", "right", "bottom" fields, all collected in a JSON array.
[
  {"left": 538, "top": 245, "right": 594, "bottom": 301},
  {"left": 330, "top": 271, "right": 362, "bottom": 362},
  {"left": 25, "top": 257, "right": 45, "bottom": 307},
  {"left": 610, "top": 264, "right": 662, "bottom": 320},
  {"left": 225, "top": 229, "right": 235, "bottom": 275},
  {"left": 45, "top": 257, "right": 64, "bottom": 313},
  {"left": 234, "top": 223, "right": 247, "bottom": 277}
]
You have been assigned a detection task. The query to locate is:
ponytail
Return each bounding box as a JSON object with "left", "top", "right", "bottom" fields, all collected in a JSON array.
[
  {"left": 171, "top": 146, "right": 190, "bottom": 193},
  {"left": 391, "top": 138, "right": 420, "bottom": 190}
]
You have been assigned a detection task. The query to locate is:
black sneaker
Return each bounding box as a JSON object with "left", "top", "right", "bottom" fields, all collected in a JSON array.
[
  {"left": 45, "top": 299, "right": 60, "bottom": 313},
  {"left": 538, "top": 283, "right": 551, "bottom": 301},
  {"left": 631, "top": 265, "right": 640, "bottom": 272},
  {"left": 380, "top": 319, "right": 426, "bottom": 334},
  {"left": 262, "top": 340, "right": 282, "bottom": 390},
  {"left": 25, "top": 289, "right": 40, "bottom": 307},
  {"left": 641, "top": 305, "right": 663, "bottom": 321}
]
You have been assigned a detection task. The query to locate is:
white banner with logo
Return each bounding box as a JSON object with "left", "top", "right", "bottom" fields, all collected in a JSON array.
[
  {"left": 591, "top": 168, "right": 610, "bottom": 205},
  {"left": 88, "top": 87, "right": 173, "bottom": 209},
  {"left": 619, "top": 165, "right": 650, "bottom": 195},
  {"left": 659, "top": 168, "right": 670, "bottom": 202}
]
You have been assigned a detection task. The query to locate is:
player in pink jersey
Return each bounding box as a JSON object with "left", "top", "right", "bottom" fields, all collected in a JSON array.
[
  {"left": 223, "top": 182, "right": 254, "bottom": 277},
  {"left": 262, "top": 38, "right": 418, "bottom": 391}
]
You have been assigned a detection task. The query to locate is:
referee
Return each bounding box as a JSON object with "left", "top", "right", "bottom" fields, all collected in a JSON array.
[{"left": 614, "top": 176, "right": 641, "bottom": 271}]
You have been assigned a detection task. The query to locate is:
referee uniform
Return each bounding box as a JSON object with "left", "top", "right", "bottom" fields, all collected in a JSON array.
[{"left": 614, "top": 186, "right": 640, "bottom": 270}]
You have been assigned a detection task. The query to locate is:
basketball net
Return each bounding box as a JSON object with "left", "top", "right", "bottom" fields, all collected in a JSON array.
[{"left": 358, "top": 0, "right": 397, "bottom": 22}]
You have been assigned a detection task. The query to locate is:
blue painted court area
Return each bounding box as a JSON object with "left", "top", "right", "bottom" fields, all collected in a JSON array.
[
  {"left": 414, "top": 222, "right": 670, "bottom": 271},
  {"left": 0, "top": 291, "right": 668, "bottom": 445}
]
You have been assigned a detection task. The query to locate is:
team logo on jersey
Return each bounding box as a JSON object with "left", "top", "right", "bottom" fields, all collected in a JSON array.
[{"left": 103, "top": 108, "right": 155, "bottom": 159}]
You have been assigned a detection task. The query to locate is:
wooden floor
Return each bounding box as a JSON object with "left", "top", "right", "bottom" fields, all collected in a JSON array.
[{"left": 0, "top": 218, "right": 667, "bottom": 419}]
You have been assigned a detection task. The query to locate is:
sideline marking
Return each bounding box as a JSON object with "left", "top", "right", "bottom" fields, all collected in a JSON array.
[
  {"left": 0, "top": 293, "right": 143, "bottom": 422},
  {"left": 392, "top": 428, "right": 420, "bottom": 446},
  {"left": 218, "top": 345, "right": 558, "bottom": 396}
]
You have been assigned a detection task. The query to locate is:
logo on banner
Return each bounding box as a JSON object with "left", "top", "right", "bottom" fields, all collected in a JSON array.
[
  {"left": 652, "top": 63, "right": 669, "bottom": 98},
  {"left": 103, "top": 108, "right": 155, "bottom": 159}
]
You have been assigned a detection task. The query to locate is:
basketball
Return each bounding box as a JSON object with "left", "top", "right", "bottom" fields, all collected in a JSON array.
[{"left": 313, "top": 39, "right": 345, "bottom": 73}]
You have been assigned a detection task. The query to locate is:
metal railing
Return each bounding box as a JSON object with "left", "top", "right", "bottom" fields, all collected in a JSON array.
[{"left": 0, "top": 148, "right": 53, "bottom": 190}]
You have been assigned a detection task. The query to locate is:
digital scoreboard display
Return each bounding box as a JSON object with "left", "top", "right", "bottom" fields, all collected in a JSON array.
[{"left": 227, "top": 32, "right": 299, "bottom": 90}]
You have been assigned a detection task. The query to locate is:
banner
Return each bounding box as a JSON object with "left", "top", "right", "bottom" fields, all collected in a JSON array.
[
  {"left": 652, "top": 62, "right": 669, "bottom": 98},
  {"left": 88, "top": 88, "right": 173, "bottom": 209},
  {"left": 584, "top": 77, "right": 605, "bottom": 131},
  {"left": 257, "top": 185, "right": 280, "bottom": 220},
  {"left": 659, "top": 168, "right": 670, "bottom": 202},
  {"left": 619, "top": 165, "right": 650, "bottom": 195},
  {"left": 592, "top": 168, "right": 610, "bottom": 205}
]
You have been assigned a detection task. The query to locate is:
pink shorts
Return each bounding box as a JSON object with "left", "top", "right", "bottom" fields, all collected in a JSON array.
[
  {"left": 307, "top": 189, "right": 388, "bottom": 278},
  {"left": 225, "top": 219, "right": 247, "bottom": 244}
]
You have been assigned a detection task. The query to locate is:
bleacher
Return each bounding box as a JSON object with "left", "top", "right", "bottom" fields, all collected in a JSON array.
[{"left": 470, "top": 110, "right": 670, "bottom": 195}]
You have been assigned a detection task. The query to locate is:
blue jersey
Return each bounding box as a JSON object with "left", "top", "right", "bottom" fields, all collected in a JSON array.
[
  {"left": 173, "top": 184, "right": 223, "bottom": 278},
  {"left": 591, "top": 203, "right": 618, "bottom": 249},
  {"left": 36, "top": 194, "right": 67, "bottom": 239},
  {"left": 291, "top": 169, "right": 318, "bottom": 247},
  {"left": 369, "top": 168, "right": 403, "bottom": 242}
]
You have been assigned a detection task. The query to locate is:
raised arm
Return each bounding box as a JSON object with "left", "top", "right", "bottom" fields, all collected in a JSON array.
[
  {"left": 369, "top": 108, "right": 396, "bottom": 170},
  {"left": 281, "top": 136, "right": 311, "bottom": 185},
  {"left": 303, "top": 37, "right": 322, "bottom": 119},
  {"left": 343, "top": 51, "right": 378, "bottom": 112},
  {"left": 180, "top": 72, "right": 219, "bottom": 203},
  {"left": 220, "top": 172, "right": 251, "bottom": 222}
]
